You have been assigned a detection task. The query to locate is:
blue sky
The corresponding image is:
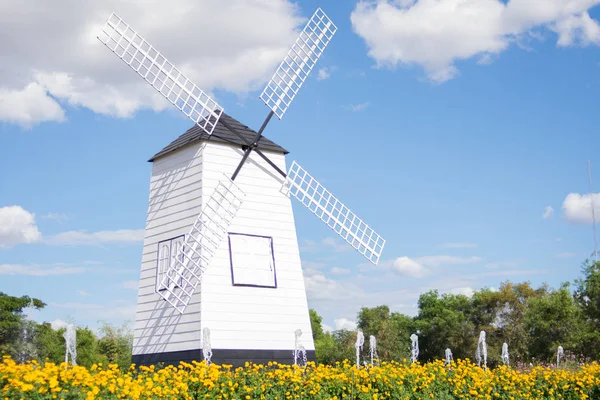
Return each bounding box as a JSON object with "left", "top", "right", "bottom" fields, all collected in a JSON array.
[{"left": 1, "top": 0, "right": 600, "bottom": 334}]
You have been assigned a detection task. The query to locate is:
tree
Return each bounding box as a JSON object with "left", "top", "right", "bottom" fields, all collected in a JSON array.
[
  {"left": 309, "top": 309, "right": 324, "bottom": 341},
  {"left": 357, "top": 305, "right": 413, "bottom": 362},
  {"left": 573, "top": 259, "right": 600, "bottom": 359},
  {"left": 33, "top": 322, "right": 65, "bottom": 364},
  {"left": 413, "top": 291, "right": 474, "bottom": 363},
  {"left": 575, "top": 259, "right": 600, "bottom": 325},
  {"left": 314, "top": 332, "right": 339, "bottom": 365},
  {"left": 470, "top": 281, "right": 544, "bottom": 365},
  {"left": 0, "top": 292, "right": 45, "bottom": 358},
  {"left": 96, "top": 322, "right": 133, "bottom": 370},
  {"left": 524, "top": 282, "right": 583, "bottom": 362}
]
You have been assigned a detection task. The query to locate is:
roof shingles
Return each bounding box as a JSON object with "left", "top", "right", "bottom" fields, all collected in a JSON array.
[{"left": 148, "top": 113, "right": 288, "bottom": 162}]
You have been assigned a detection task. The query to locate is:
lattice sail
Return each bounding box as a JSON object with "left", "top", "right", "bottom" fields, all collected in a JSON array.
[
  {"left": 260, "top": 8, "right": 337, "bottom": 119},
  {"left": 282, "top": 161, "right": 385, "bottom": 265},
  {"left": 97, "top": 13, "right": 223, "bottom": 135},
  {"left": 158, "top": 176, "right": 245, "bottom": 313}
]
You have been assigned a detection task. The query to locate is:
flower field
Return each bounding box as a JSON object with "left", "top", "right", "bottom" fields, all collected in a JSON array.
[{"left": 1, "top": 356, "right": 599, "bottom": 400}]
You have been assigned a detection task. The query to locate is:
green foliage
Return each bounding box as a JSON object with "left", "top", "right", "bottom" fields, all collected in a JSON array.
[
  {"left": 524, "top": 282, "right": 583, "bottom": 362},
  {"left": 308, "top": 309, "right": 324, "bottom": 341},
  {"left": 3, "top": 257, "right": 600, "bottom": 369},
  {"left": 313, "top": 331, "right": 338, "bottom": 365},
  {"left": 32, "top": 322, "right": 65, "bottom": 363},
  {"left": 96, "top": 321, "right": 133, "bottom": 370},
  {"left": 357, "top": 305, "right": 412, "bottom": 362},
  {"left": 0, "top": 292, "right": 45, "bottom": 358},
  {"left": 0, "top": 292, "right": 133, "bottom": 370},
  {"left": 575, "top": 259, "right": 600, "bottom": 324},
  {"left": 414, "top": 291, "right": 474, "bottom": 362},
  {"left": 309, "top": 260, "right": 600, "bottom": 366}
]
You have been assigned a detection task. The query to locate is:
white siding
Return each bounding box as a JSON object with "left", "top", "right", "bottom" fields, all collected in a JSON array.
[
  {"left": 132, "top": 143, "right": 204, "bottom": 356},
  {"left": 199, "top": 141, "right": 314, "bottom": 352},
  {"left": 133, "top": 139, "right": 314, "bottom": 357}
]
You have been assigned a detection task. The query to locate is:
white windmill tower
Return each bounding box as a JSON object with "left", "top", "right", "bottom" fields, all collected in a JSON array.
[{"left": 97, "top": 7, "right": 386, "bottom": 367}]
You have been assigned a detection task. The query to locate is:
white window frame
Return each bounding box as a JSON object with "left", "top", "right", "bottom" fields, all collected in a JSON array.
[
  {"left": 228, "top": 232, "right": 277, "bottom": 288},
  {"left": 156, "top": 235, "right": 185, "bottom": 292}
]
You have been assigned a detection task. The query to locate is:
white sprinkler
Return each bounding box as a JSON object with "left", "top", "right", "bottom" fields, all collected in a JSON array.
[
  {"left": 444, "top": 348, "right": 453, "bottom": 366},
  {"left": 369, "top": 335, "right": 379, "bottom": 366},
  {"left": 355, "top": 329, "right": 365, "bottom": 368},
  {"left": 557, "top": 345, "right": 564, "bottom": 367},
  {"left": 202, "top": 327, "right": 212, "bottom": 366},
  {"left": 63, "top": 324, "right": 77, "bottom": 367},
  {"left": 501, "top": 342, "right": 509, "bottom": 366},
  {"left": 476, "top": 331, "right": 487, "bottom": 370},
  {"left": 410, "top": 333, "right": 419, "bottom": 364},
  {"left": 294, "top": 329, "right": 307, "bottom": 367}
]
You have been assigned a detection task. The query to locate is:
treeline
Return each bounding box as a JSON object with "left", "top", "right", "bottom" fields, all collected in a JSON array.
[
  {"left": 309, "top": 259, "right": 600, "bottom": 368},
  {"left": 0, "top": 293, "right": 132, "bottom": 370},
  {"left": 2, "top": 259, "right": 599, "bottom": 369}
]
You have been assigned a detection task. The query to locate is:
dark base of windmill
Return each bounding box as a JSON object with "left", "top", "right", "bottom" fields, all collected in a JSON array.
[{"left": 132, "top": 349, "right": 316, "bottom": 368}]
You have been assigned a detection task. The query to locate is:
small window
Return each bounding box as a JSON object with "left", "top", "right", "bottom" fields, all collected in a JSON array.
[
  {"left": 156, "top": 235, "right": 185, "bottom": 292},
  {"left": 228, "top": 233, "right": 276, "bottom": 288}
]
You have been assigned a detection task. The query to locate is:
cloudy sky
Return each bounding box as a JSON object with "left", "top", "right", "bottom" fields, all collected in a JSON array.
[{"left": 1, "top": 0, "right": 600, "bottom": 334}]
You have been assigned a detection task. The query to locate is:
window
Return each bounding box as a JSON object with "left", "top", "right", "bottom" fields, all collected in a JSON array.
[
  {"left": 156, "top": 235, "right": 185, "bottom": 292},
  {"left": 228, "top": 233, "right": 277, "bottom": 288}
]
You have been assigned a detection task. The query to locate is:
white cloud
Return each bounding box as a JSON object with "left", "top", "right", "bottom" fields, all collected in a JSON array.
[
  {"left": 391, "top": 256, "right": 428, "bottom": 278},
  {"left": 563, "top": 192, "right": 600, "bottom": 224},
  {"left": 368, "top": 254, "right": 482, "bottom": 279},
  {"left": 556, "top": 252, "right": 578, "bottom": 258},
  {"left": 0, "top": 0, "right": 307, "bottom": 127},
  {"left": 77, "top": 290, "right": 90, "bottom": 296},
  {"left": 417, "top": 255, "right": 482, "bottom": 267},
  {"left": 322, "top": 323, "right": 334, "bottom": 333},
  {"left": 331, "top": 267, "right": 351, "bottom": 275},
  {"left": 301, "top": 237, "right": 354, "bottom": 253},
  {"left": 350, "top": 0, "right": 600, "bottom": 83},
  {"left": 450, "top": 287, "right": 475, "bottom": 297},
  {"left": 0, "top": 264, "right": 86, "bottom": 276},
  {"left": 301, "top": 260, "right": 327, "bottom": 270},
  {"left": 44, "top": 229, "right": 144, "bottom": 245},
  {"left": 317, "top": 66, "right": 338, "bottom": 80},
  {"left": 478, "top": 268, "right": 550, "bottom": 277},
  {"left": 51, "top": 300, "right": 136, "bottom": 322},
  {"left": 322, "top": 237, "right": 352, "bottom": 253},
  {"left": 484, "top": 260, "right": 521, "bottom": 269},
  {"left": 345, "top": 102, "right": 370, "bottom": 112},
  {"left": 40, "top": 212, "right": 69, "bottom": 222},
  {"left": 543, "top": 206, "right": 554, "bottom": 219},
  {"left": 553, "top": 11, "right": 600, "bottom": 46},
  {"left": 0, "top": 83, "right": 66, "bottom": 128},
  {"left": 303, "top": 268, "right": 361, "bottom": 301},
  {"left": 440, "top": 242, "right": 478, "bottom": 249},
  {"left": 334, "top": 317, "right": 358, "bottom": 331},
  {"left": 300, "top": 239, "right": 319, "bottom": 252},
  {"left": 0, "top": 206, "right": 42, "bottom": 248},
  {"left": 50, "top": 319, "right": 69, "bottom": 330},
  {"left": 51, "top": 302, "right": 105, "bottom": 310}
]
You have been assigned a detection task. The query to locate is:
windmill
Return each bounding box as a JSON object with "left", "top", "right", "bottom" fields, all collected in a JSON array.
[{"left": 97, "top": 7, "right": 386, "bottom": 366}]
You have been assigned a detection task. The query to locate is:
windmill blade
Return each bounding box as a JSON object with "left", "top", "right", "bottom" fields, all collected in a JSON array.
[
  {"left": 282, "top": 161, "right": 385, "bottom": 265},
  {"left": 158, "top": 176, "right": 245, "bottom": 313},
  {"left": 260, "top": 8, "right": 337, "bottom": 119},
  {"left": 97, "top": 12, "right": 223, "bottom": 135}
]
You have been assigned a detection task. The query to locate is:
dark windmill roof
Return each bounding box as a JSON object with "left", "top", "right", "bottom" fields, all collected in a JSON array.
[{"left": 148, "top": 112, "right": 288, "bottom": 162}]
